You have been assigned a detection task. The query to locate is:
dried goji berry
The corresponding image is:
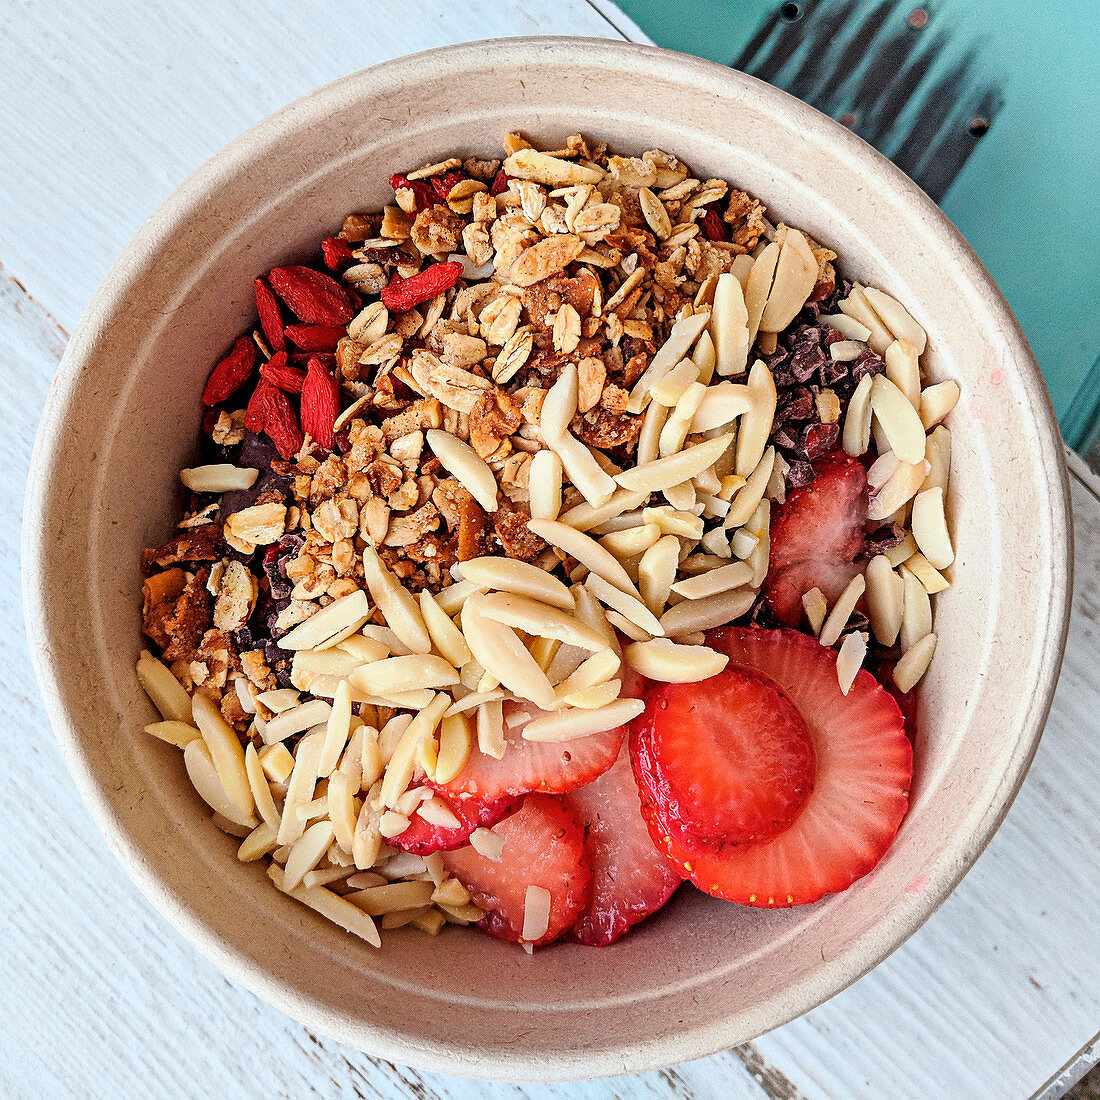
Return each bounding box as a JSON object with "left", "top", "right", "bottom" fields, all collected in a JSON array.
[
  {"left": 284, "top": 323, "right": 347, "bottom": 352},
  {"left": 268, "top": 265, "right": 357, "bottom": 326},
  {"left": 431, "top": 170, "right": 465, "bottom": 201},
  {"left": 254, "top": 277, "right": 286, "bottom": 351},
  {"left": 700, "top": 206, "right": 729, "bottom": 243},
  {"left": 389, "top": 173, "right": 435, "bottom": 213},
  {"left": 245, "top": 380, "right": 276, "bottom": 432},
  {"left": 262, "top": 386, "right": 305, "bottom": 459},
  {"left": 259, "top": 351, "right": 307, "bottom": 394},
  {"left": 321, "top": 237, "right": 354, "bottom": 271},
  {"left": 381, "top": 260, "right": 464, "bottom": 313},
  {"left": 490, "top": 170, "right": 512, "bottom": 196},
  {"left": 202, "top": 336, "right": 257, "bottom": 406},
  {"left": 301, "top": 357, "right": 340, "bottom": 451},
  {"left": 288, "top": 352, "right": 336, "bottom": 370}
]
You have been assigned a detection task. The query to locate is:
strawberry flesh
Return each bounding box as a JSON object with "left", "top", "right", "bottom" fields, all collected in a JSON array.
[
  {"left": 429, "top": 699, "right": 626, "bottom": 803},
  {"left": 632, "top": 668, "right": 816, "bottom": 849},
  {"left": 635, "top": 626, "right": 911, "bottom": 907},
  {"left": 442, "top": 793, "right": 592, "bottom": 946},
  {"left": 565, "top": 745, "right": 682, "bottom": 946},
  {"left": 390, "top": 792, "right": 519, "bottom": 856},
  {"left": 765, "top": 451, "right": 868, "bottom": 627}
]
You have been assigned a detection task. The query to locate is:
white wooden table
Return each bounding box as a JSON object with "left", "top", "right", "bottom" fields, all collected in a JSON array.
[{"left": 3, "top": 3, "right": 1098, "bottom": 1097}]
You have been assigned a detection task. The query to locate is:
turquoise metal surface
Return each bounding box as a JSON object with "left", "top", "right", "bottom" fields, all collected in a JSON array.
[{"left": 616, "top": 0, "right": 1100, "bottom": 446}]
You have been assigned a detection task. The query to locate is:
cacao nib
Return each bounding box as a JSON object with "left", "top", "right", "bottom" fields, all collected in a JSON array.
[
  {"left": 778, "top": 386, "right": 815, "bottom": 421},
  {"left": 861, "top": 522, "right": 908, "bottom": 560},
  {"left": 785, "top": 460, "right": 816, "bottom": 489},
  {"left": 262, "top": 533, "right": 305, "bottom": 601},
  {"left": 772, "top": 425, "right": 800, "bottom": 453},
  {"left": 823, "top": 327, "right": 846, "bottom": 346},
  {"left": 851, "top": 348, "right": 887, "bottom": 383},
  {"left": 819, "top": 357, "right": 849, "bottom": 388}
]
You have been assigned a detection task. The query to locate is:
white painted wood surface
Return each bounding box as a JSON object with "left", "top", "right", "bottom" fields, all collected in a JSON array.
[{"left": 2, "top": 3, "right": 1097, "bottom": 1097}]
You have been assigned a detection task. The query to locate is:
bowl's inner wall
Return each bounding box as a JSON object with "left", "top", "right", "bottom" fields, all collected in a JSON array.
[{"left": 35, "top": 41, "right": 1065, "bottom": 1076}]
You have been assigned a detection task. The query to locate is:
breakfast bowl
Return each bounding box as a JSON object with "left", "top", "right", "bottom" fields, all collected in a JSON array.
[{"left": 23, "top": 38, "right": 1071, "bottom": 1080}]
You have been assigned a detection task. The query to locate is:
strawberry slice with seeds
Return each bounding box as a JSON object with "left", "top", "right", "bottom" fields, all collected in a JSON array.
[
  {"left": 564, "top": 746, "right": 682, "bottom": 946},
  {"left": 765, "top": 451, "right": 868, "bottom": 627},
  {"left": 441, "top": 793, "right": 592, "bottom": 945},
  {"left": 633, "top": 626, "right": 911, "bottom": 908},
  {"left": 429, "top": 699, "right": 626, "bottom": 803},
  {"left": 633, "top": 667, "right": 816, "bottom": 850},
  {"left": 390, "top": 791, "right": 520, "bottom": 856}
]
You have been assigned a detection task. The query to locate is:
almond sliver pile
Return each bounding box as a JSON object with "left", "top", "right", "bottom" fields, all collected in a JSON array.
[{"left": 137, "top": 132, "right": 959, "bottom": 947}]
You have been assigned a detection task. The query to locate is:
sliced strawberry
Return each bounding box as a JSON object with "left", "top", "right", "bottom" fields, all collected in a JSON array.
[
  {"left": 564, "top": 746, "right": 682, "bottom": 946},
  {"left": 429, "top": 699, "right": 626, "bottom": 803},
  {"left": 634, "top": 626, "right": 911, "bottom": 908},
  {"left": 632, "top": 667, "right": 816, "bottom": 849},
  {"left": 765, "top": 451, "right": 868, "bottom": 627},
  {"left": 390, "top": 791, "right": 519, "bottom": 856},
  {"left": 441, "top": 793, "right": 592, "bottom": 946}
]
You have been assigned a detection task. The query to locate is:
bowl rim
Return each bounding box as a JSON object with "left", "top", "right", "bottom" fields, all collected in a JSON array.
[{"left": 22, "top": 36, "right": 1073, "bottom": 1081}]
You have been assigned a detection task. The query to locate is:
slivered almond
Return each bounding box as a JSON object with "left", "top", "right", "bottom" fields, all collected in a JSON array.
[
  {"left": 900, "top": 566, "right": 933, "bottom": 651},
  {"left": 426, "top": 429, "right": 498, "bottom": 512},
  {"left": 870, "top": 375, "right": 926, "bottom": 464},
  {"left": 692, "top": 329, "right": 717, "bottom": 385},
  {"left": 522, "top": 885, "right": 553, "bottom": 942},
  {"left": 558, "top": 487, "right": 651, "bottom": 533},
  {"left": 362, "top": 547, "right": 432, "bottom": 654},
  {"left": 884, "top": 339, "right": 921, "bottom": 408},
  {"left": 894, "top": 632, "right": 938, "bottom": 692},
  {"left": 268, "top": 863, "right": 380, "bottom": 947},
  {"left": 459, "top": 556, "right": 575, "bottom": 610},
  {"left": 643, "top": 506, "right": 704, "bottom": 540},
  {"left": 863, "top": 287, "right": 927, "bottom": 354},
  {"left": 865, "top": 555, "right": 904, "bottom": 646},
  {"left": 540, "top": 362, "right": 579, "bottom": 441},
  {"left": 658, "top": 382, "right": 707, "bottom": 457},
  {"left": 636, "top": 399, "right": 668, "bottom": 465},
  {"left": 477, "top": 592, "right": 609, "bottom": 652},
  {"left": 521, "top": 697, "right": 645, "bottom": 742},
  {"left": 419, "top": 589, "right": 473, "bottom": 668},
  {"left": 477, "top": 699, "right": 506, "bottom": 759},
  {"left": 184, "top": 740, "right": 257, "bottom": 829},
  {"left": 527, "top": 518, "right": 640, "bottom": 597},
  {"left": 625, "top": 638, "right": 728, "bottom": 682},
  {"left": 380, "top": 693, "right": 449, "bottom": 808},
  {"left": 725, "top": 446, "right": 775, "bottom": 529},
  {"left": 920, "top": 380, "right": 960, "bottom": 430},
  {"left": 238, "top": 822, "right": 278, "bottom": 863},
  {"left": 276, "top": 730, "right": 325, "bottom": 845},
  {"left": 922, "top": 426, "right": 951, "bottom": 493},
  {"left": 652, "top": 359, "right": 700, "bottom": 407},
  {"left": 599, "top": 523, "right": 661, "bottom": 559},
  {"left": 549, "top": 431, "right": 617, "bottom": 507},
  {"left": 626, "top": 310, "right": 712, "bottom": 413},
  {"left": 710, "top": 271, "right": 750, "bottom": 377},
  {"left": 819, "top": 574, "right": 866, "bottom": 648},
  {"left": 604, "top": 611, "right": 653, "bottom": 642},
  {"left": 561, "top": 679, "right": 622, "bottom": 709},
  {"left": 835, "top": 631, "right": 868, "bottom": 696},
  {"left": 842, "top": 373, "right": 874, "bottom": 456},
  {"left": 904, "top": 551, "right": 950, "bottom": 594},
  {"left": 277, "top": 590, "right": 371, "bottom": 652},
  {"left": 801, "top": 587, "right": 828, "bottom": 635},
  {"left": 144, "top": 719, "right": 202, "bottom": 749},
  {"left": 659, "top": 585, "right": 756, "bottom": 636},
  {"left": 460, "top": 596, "right": 556, "bottom": 709},
  {"left": 838, "top": 285, "right": 894, "bottom": 355},
  {"left": 734, "top": 360, "right": 776, "bottom": 477},
  {"left": 350, "top": 654, "right": 460, "bottom": 696},
  {"left": 570, "top": 584, "right": 620, "bottom": 653},
  {"left": 616, "top": 434, "right": 733, "bottom": 494},
  {"left": 584, "top": 573, "right": 664, "bottom": 637},
  {"left": 318, "top": 679, "right": 352, "bottom": 778},
  {"left": 868, "top": 458, "right": 928, "bottom": 522},
  {"left": 670, "top": 560, "right": 753, "bottom": 600},
  {"left": 192, "top": 693, "right": 253, "bottom": 819},
  {"left": 529, "top": 449, "right": 563, "bottom": 520},
  {"left": 435, "top": 713, "right": 473, "bottom": 784},
  {"left": 639, "top": 534, "right": 681, "bottom": 616},
  {"left": 745, "top": 241, "right": 780, "bottom": 344},
  {"left": 911, "top": 487, "right": 954, "bottom": 569},
  {"left": 432, "top": 580, "right": 480, "bottom": 618},
  {"left": 553, "top": 648, "right": 621, "bottom": 699},
  {"left": 819, "top": 312, "right": 872, "bottom": 341},
  {"left": 759, "top": 229, "right": 817, "bottom": 332},
  {"left": 263, "top": 698, "right": 333, "bottom": 745},
  {"left": 136, "top": 652, "right": 194, "bottom": 722},
  {"left": 691, "top": 382, "right": 753, "bottom": 433},
  {"left": 283, "top": 820, "right": 335, "bottom": 891},
  {"left": 469, "top": 827, "right": 505, "bottom": 861}
]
